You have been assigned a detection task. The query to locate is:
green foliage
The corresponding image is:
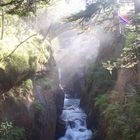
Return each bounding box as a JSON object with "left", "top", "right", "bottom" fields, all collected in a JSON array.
[
  {"left": 103, "top": 13, "right": 140, "bottom": 70},
  {"left": 0, "top": 14, "right": 51, "bottom": 91},
  {"left": 32, "top": 100, "right": 44, "bottom": 114},
  {"left": 125, "top": 32, "right": 136, "bottom": 48},
  {"left": 86, "top": 65, "right": 114, "bottom": 94},
  {"left": 0, "top": 0, "right": 51, "bottom": 16},
  {"left": 22, "top": 79, "right": 33, "bottom": 90},
  {"left": 95, "top": 94, "right": 109, "bottom": 110},
  {"left": 0, "top": 121, "right": 26, "bottom": 140},
  {"left": 103, "top": 31, "right": 139, "bottom": 70},
  {"left": 96, "top": 93, "right": 140, "bottom": 140}
]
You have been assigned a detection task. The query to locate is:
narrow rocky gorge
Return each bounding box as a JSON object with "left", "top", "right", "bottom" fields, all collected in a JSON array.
[
  {"left": 0, "top": 1, "right": 140, "bottom": 140},
  {"left": 0, "top": 39, "right": 64, "bottom": 140}
]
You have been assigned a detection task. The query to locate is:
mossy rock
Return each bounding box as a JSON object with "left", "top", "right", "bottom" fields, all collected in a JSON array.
[{"left": 5, "top": 54, "right": 29, "bottom": 75}]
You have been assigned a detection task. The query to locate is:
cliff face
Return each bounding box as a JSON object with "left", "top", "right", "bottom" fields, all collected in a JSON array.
[
  {"left": 0, "top": 38, "right": 64, "bottom": 140},
  {"left": 80, "top": 28, "right": 140, "bottom": 140},
  {"left": 80, "top": 33, "right": 125, "bottom": 140},
  {"left": 29, "top": 87, "right": 64, "bottom": 140},
  {"left": 29, "top": 55, "right": 64, "bottom": 140}
]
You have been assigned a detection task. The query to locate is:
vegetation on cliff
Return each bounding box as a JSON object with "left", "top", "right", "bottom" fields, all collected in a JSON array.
[
  {"left": 0, "top": 1, "right": 63, "bottom": 140},
  {"left": 0, "top": 0, "right": 140, "bottom": 140},
  {"left": 0, "top": 121, "right": 26, "bottom": 140},
  {"left": 70, "top": 1, "right": 140, "bottom": 140}
]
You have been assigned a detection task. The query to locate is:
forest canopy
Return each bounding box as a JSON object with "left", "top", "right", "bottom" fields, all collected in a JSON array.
[{"left": 0, "top": 0, "right": 51, "bottom": 16}]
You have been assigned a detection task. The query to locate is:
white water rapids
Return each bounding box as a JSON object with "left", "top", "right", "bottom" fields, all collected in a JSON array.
[{"left": 58, "top": 95, "right": 93, "bottom": 140}]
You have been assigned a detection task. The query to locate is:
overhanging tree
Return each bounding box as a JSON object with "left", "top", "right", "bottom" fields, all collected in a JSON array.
[{"left": 0, "top": 0, "right": 51, "bottom": 16}]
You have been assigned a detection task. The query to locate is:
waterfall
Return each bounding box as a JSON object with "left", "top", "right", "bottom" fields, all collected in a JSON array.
[
  {"left": 58, "top": 68, "right": 62, "bottom": 82},
  {"left": 58, "top": 67, "right": 63, "bottom": 90},
  {"left": 58, "top": 96, "right": 93, "bottom": 140}
]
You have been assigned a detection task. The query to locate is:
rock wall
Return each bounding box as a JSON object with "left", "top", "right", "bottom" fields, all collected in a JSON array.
[
  {"left": 0, "top": 49, "right": 64, "bottom": 140},
  {"left": 80, "top": 33, "right": 125, "bottom": 140}
]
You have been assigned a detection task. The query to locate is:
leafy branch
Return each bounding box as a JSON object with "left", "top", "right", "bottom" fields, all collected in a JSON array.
[
  {"left": 0, "top": 33, "right": 37, "bottom": 61},
  {"left": 0, "top": 0, "right": 51, "bottom": 16}
]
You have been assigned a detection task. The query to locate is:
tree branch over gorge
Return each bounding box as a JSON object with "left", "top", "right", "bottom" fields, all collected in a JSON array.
[
  {"left": 7, "top": 34, "right": 37, "bottom": 57},
  {"left": 66, "top": 0, "right": 116, "bottom": 23},
  {"left": 0, "top": 0, "right": 50, "bottom": 7},
  {"left": 0, "top": 34, "right": 37, "bottom": 62},
  {"left": 0, "top": 0, "right": 18, "bottom": 6}
]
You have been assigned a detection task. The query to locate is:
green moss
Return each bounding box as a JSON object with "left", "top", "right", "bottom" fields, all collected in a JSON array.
[
  {"left": 5, "top": 54, "right": 29, "bottom": 74},
  {"left": 36, "top": 77, "right": 48, "bottom": 89}
]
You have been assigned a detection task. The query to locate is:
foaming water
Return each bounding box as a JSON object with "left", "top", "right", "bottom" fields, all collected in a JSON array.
[{"left": 58, "top": 96, "right": 93, "bottom": 140}]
